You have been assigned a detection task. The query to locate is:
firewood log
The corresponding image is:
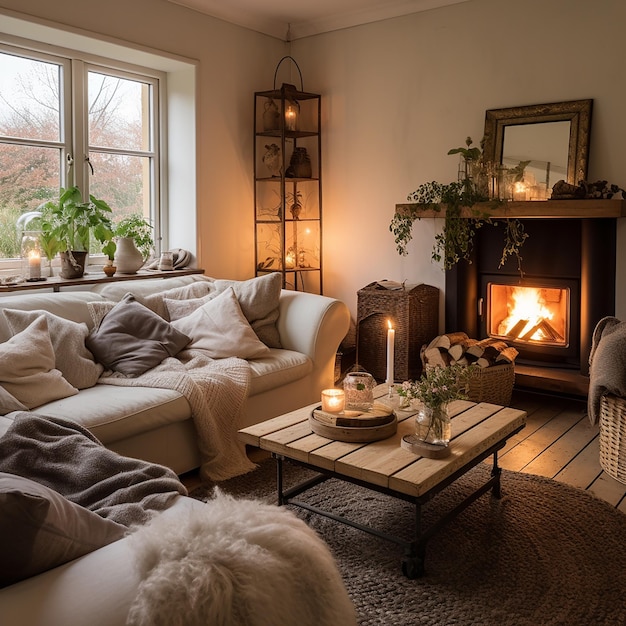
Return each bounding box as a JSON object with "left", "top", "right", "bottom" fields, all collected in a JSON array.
[
  {"left": 422, "top": 347, "right": 451, "bottom": 368},
  {"left": 448, "top": 337, "right": 479, "bottom": 361},
  {"left": 427, "top": 331, "right": 469, "bottom": 350},
  {"left": 495, "top": 346, "right": 519, "bottom": 364}
]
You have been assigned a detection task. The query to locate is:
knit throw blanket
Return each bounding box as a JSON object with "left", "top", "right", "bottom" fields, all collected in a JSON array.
[
  {"left": 587, "top": 316, "right": 626, "bottom": 424},
  {"left": 98, "top": 350, "right": 256, "bottom": 481},
  {"left": 0, "top": 413, "right": 186, "bottom": 526}
]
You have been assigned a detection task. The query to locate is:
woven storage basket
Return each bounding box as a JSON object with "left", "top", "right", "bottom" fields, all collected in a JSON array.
[
  {"left": 357, "top": 282, "right": 439, "bottom": 382},
  {"left": 466, "top": 362, "right": 515, "bottom": 406},
  {"left": 599, "top": 395, "right": 626, "bottom": 485}
]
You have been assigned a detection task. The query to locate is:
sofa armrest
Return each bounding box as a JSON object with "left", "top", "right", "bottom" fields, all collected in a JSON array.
[{"left": 277, "top": 289, "right": 350, "bottom": 371}]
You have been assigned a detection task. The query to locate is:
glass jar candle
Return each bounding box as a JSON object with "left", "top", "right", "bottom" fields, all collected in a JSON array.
[{"left": 343, "top": 372, "right": 375, "bottom": 411}]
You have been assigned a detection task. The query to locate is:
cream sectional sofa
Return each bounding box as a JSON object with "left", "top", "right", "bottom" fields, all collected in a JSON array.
[
  {"left": 0, "top": 274, "right": 350, "bottom": 474},
  {"left": 0, "top": 274, "right": 352, "bottom": 622}
]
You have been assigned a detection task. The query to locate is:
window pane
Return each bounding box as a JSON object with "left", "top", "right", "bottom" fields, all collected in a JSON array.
[
  {"left": 89, "top": 151, "right": 150, "bottom": 219},
  {"left": 88, "top": 72, "right": 151, "bottom": 151},
  {"left": 0, "top": 52, "right": 61, "bottom": 142},
  {"left": 0, "top": 143, "right": 61, "bottom": 258}
]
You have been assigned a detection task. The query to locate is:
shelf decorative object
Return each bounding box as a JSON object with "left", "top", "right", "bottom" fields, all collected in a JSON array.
[{"left": 254, "top": 56, "right": 322, "bottom": 294}]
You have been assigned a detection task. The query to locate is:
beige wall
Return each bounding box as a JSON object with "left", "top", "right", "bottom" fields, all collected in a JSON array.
[
  {"left": 293, "top": 0, "right": 626, "bottom": 320},
  {"left": 0, "top": 0, "right": 625, "bottom": 324}
]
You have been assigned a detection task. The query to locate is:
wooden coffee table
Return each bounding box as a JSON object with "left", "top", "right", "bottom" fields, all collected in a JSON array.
[{"left": 239, "top": 386, "right": 526, "bottom": 578}]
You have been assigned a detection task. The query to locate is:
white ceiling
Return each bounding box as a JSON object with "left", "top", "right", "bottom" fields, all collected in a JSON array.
[{"left": 167, "top": 0, "right": 471, "bottom": 41}]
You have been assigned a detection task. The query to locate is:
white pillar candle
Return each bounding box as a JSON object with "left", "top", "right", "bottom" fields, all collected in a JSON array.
[
  {"left": 321, "top": 389, "right": 345, "bottom": 413},
  {"left": 386, "top": 320, "right": 395, "bottom": 385},
  {"left": 28, "top": 250, "right": 41, "bottom": 279}
]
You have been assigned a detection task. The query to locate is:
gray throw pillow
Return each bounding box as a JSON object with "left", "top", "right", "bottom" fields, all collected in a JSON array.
[
  {"left": 214, "top": 273, "right": 282, "bottom": 348},
  {"left": 0, "top": 473, "right": 125, "bottom": 588},
  {"left": 86, "top": 293, "right": 190, "bottom": 376}
]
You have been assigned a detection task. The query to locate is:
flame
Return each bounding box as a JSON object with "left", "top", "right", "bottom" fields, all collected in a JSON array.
[
  {"left": 387, "top": 319, "right": 393, "bottom": 330},
  {"left": 498, "top": 287, "right": 554, "bottom": 341}
]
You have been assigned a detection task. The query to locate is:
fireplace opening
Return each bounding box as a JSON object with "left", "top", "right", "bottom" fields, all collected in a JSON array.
[
  {"left": 481, "top": 274, "right": 580, "bottom": 368},
  {"left": 488, "top": 283, "right": 569, "bottom": 348},
  {"left": 445, "top": 217, "right": 616, "bottom": 395}
]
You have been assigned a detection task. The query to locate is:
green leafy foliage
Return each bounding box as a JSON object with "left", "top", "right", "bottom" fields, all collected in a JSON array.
[
  {"left": 389, "top": 137, "right": 528, "bottom": 272},
  {"left": 38, "top": 186, "right": 114, "bottom": 253},
  {"left": 114, "top": 213, "right": 154, "bottom": 260}
]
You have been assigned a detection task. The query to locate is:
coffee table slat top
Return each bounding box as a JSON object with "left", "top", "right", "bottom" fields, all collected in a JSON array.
[{"left": 239, "top": 393, "right": 526, "bottom": 499}]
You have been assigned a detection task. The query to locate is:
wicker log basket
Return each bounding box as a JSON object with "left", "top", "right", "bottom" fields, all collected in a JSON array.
[
  {"left": 465, "top": 362, "right": 515, "bottom": 406},
  {"left": 599, "top": 394, "right": 626, "bottom": 485}
]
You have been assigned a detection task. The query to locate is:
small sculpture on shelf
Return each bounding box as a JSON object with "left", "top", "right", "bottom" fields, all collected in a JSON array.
[{"left": 262, "top": 144, "right": 282, "bottom": 177}]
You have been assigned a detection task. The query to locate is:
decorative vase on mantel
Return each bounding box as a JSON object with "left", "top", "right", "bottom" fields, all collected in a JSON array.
[
  {"left": 415, "top": 402, "right": 451, "bottom": 447},
  {"left": 114, "top": 237, "right": 144, "bottom": 274}
]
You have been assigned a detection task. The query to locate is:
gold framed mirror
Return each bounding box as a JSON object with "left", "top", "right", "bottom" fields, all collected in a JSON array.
[{"left": 483, "top": 100, "right": 593, "bottom": 190}]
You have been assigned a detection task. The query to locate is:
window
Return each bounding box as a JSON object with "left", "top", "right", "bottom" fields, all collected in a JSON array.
[{"left": 0, "top": 41, "right": 162, "bottom": 261}]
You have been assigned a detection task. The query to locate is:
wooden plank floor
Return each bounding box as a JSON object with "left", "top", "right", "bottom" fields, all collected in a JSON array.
[{"left": 504, "top": 390, "right": 626, "bottom": 513}]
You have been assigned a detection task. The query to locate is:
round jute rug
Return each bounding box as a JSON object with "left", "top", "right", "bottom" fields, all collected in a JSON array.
[{"left": 190, "top": 459, "right": 626, "bottom": 626}]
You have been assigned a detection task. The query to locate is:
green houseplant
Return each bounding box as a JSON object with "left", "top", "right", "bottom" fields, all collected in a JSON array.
[
  {"left": 114, "top": 214, "right": 154, "bottom": 261},
  {"left": 389, "top": 137, "right": 529, "bottom": 273},
  {"left": 38, "top": 186, "right": 115, "bottom": 278}
]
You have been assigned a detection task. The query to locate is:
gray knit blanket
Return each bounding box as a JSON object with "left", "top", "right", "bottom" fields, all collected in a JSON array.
[
  {"left": 0, "top": 413, "right": 186, "bottom": 526},
  {"left": 587, "top": 316, "right": 626, "bottom": 425}
]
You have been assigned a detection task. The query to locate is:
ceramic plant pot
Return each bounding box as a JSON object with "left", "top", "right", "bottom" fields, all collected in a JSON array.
[
  {"left": 114, "top": 237, "right": 144, "bottom": 274},
  {"left": 59, "top": 251, "right": 87, "bottom": 279}
]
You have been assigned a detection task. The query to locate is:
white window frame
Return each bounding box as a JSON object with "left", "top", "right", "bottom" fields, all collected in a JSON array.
[{"left": 0, "top": 34, "right": 166, "bottom": 268}]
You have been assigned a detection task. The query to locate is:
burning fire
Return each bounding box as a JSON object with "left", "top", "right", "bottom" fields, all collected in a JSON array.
[{"left": 496, "top": 286, "right": 565, "bottom": 344}]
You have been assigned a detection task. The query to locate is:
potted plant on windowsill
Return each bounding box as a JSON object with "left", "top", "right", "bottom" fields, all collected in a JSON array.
[
  {"left": 38, "top": 187, "right": 115, "bottom": 279},
  {"left": 112, "top": 213, "right": 154, "bottom": 274}
]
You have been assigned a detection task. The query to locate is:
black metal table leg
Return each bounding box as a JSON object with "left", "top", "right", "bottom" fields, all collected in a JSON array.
[{"left": 491, "top": 451, "right": 502, "bottom": 499}]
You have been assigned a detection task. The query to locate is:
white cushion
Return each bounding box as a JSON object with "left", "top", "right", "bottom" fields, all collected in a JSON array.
[
  {"left": 0, "top": 317, "right": 78, "bottom": 408},
  {"left": 171, "top": 287, "right": 270, "bottom": 360},
  {"left": 248, "top": 349, "right": 312, "bottom": 395},
  {"left": 3, "top": 309, "right": 103, "bottom": 389}
]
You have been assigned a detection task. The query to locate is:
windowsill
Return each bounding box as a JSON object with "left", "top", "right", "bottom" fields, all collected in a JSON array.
[{"left": 0, "top": 266, "right": 204, "bottom": 293}]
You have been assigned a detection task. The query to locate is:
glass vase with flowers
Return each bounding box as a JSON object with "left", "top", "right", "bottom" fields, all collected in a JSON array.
[{"left": 397, "top": 364, "right": 476, "bottom": 447}]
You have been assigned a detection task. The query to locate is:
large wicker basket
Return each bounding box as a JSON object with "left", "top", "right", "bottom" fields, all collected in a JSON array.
[
  {"left": 466, "top": 362, "right": 515, "bottom": 406},
  {"left": 599, "top": 395, "right": 626, "bottom": 485},
  {"left": 356, "top": 282, "right": 439, "bottom": 382}
]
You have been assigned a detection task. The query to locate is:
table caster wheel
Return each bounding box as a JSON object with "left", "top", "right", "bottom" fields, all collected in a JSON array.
[{"left": 401, "top": 555, "right": 424, "bottom": 579}]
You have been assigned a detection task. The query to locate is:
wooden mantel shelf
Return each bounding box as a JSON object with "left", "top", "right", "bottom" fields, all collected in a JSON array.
[{"left": 395, "top": 199, "right": 626, "bottom": 219}]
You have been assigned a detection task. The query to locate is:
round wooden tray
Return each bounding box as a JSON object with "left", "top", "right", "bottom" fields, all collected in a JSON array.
[{"left": 309, "top": 408, "right": 397, "bottom": 442}]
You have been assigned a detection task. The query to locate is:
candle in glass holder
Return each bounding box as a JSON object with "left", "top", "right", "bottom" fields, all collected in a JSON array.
[
  {"left": 321, "top": 389, "right": 345, "bottom": 413},
  {"left": 28, "top": 250, "right": 41, "bottom": 280}
]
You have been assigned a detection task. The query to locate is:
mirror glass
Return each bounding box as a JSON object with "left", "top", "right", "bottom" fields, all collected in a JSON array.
[{"left": 483, "top": 100, "right": 593, "bottom": 194}]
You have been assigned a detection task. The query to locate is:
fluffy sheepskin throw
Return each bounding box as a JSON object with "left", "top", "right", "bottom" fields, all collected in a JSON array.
[
  {"left": 126, "top": 491, "right": 356, "bottom": 626},
  {"left": 588, "top": 316, "right": 626, "bottom": 424}
]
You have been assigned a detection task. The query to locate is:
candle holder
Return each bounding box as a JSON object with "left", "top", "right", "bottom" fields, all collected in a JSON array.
[
  {"left": 321, "top": 389, "right": 345, "bottom": 413},
  {"left": 343, "top": 372, "right": 375, "bottom": 411},
  {"left": 20, "top": 230, "right": 44, "bottom": 282}
]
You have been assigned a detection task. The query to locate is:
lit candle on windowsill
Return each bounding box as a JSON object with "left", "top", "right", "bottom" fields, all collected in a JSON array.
[
  {"left": 386, "top": 319, "right": 395, "bottom": 387},
  {"left": 321, "top": 389, "right": 345, "bottom": 413},
  {"left": 28, "top": 250, "right": 41, "bottom": 280}
]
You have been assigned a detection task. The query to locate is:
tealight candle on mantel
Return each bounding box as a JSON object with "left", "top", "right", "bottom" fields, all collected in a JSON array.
[{"left": 321, "top": 389, "right": 345, "bottom": 413}]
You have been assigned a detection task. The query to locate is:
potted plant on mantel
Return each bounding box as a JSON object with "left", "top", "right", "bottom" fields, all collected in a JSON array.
[
  {"left": 112, "top": 213, "right": 154, "bottom": 274},
  {"left": 389, "top": 137, "right": 529, "bottom": 274},
  {"left": 39, "top": 186, "right": 115, "bottom": 279}
]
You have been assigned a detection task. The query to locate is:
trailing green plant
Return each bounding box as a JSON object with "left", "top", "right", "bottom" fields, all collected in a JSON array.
[
  {"left": 389, "top": 137, "right": 529, "bottom": 272},
  {"left": 114, "top": 213, "right": 154, "bottom": 260}
]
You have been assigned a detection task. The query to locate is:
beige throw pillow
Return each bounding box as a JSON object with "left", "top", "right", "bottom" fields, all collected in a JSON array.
[
  {"left": 213, "top": 273, "right": 282, "bottom": 348},
  {"left": 3, "top": 309, "right": 104, "bottom": 389},
  {"left": 0, "top": 473, "right": 125, "bottom": 588},
  {"left": 143, "top": 281, "right": 217, "bottom": 320},
  {"left": 0, "top": 317, "right": 79, "bottom": 408},
  {"left": 0, "top": 386, "right": 27, "bottom": 415},
  {"left": 170, "top": 287, "right": 270, "bottom": 360}
]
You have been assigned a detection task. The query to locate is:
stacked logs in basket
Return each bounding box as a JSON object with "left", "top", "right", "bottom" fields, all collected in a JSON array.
[{"left": 421, "top": 331, "right": 518, "bottom": 369}]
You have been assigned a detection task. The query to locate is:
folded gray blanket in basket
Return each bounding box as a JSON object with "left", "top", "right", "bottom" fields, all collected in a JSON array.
[{"left": 588, "top": 317, "right": 626, "bottom": 425}]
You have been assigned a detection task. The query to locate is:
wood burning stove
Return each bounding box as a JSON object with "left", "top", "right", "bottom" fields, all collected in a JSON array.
[{"left": 445, "top": 217, "right": 616, "bottom": 395}]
